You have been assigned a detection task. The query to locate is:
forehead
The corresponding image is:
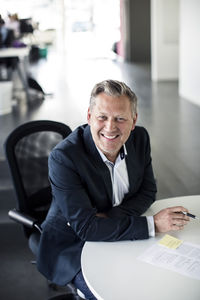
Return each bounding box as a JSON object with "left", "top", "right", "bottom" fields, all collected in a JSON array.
[{"left": 93, "top": 93, "right": 132, "bottom": 114}]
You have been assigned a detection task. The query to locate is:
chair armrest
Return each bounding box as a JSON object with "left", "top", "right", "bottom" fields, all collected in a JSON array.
[{"left": 8, "top": 209, "right": 42, "bottom": 233}]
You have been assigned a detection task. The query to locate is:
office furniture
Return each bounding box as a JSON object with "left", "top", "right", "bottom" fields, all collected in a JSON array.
[
  {"left": 5, "top": 120, "right": 71, "bottom": 241},
  {"left": 4, "top": 120, "right": 80, "bottom": 299},
  {"left": 81, "top": 195, "right": 200, "bottom": 300},
  {"left": 0, "top": 47, "right": 30, "bottom": 101},
  {"left": 0, "top": 80, "right": 13, "bottom": 115},
  {"left": 0, "top": 47, "right": 29, "bottom": 58}
]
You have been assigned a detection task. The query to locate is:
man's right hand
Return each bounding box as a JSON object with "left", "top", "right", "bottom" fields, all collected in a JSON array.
[{"left": 153, "top": 206, "right": 190, "bottom": 233}]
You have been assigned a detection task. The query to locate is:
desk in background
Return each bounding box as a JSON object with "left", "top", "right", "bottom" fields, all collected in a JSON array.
[
  {"left": 81, "top": 195, "right": 200, "bottom": 300},
  {"left": 0, "top": 47, "right": 29, "bottom": 58}
]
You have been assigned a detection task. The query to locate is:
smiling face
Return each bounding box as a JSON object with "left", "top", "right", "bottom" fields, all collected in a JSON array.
[{"left": 87, "top": 92, "right": 137, "bottom": 162}]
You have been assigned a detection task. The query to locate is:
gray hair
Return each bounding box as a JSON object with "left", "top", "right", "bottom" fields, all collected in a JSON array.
[{"left": 89, "top": 79, "right": 137, "bottom": 117}]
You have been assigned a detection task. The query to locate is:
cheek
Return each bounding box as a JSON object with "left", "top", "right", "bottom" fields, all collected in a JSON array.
[
  {"left": 120, "top": 123, "right": 131, "bottom": 132},
  {"left": 90, "top": 120, "right": 102, "bottom": 134},
  {"left": 120, "top": 124, "right": 134, "bottom": 138}
]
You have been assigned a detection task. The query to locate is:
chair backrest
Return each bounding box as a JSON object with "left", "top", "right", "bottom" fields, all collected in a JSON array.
[{"left": 4, "top": 120, "right": 72, "bottom": 237}]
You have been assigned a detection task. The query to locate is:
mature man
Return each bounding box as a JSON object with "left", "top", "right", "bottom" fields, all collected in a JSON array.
[{"left": 37, "top": 80, "right": 189, "bottom": 299}]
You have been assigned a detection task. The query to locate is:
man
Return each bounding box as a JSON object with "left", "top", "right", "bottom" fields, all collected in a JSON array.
[{"left": 37, "top": 80, "right": 189, "bottom": 299}]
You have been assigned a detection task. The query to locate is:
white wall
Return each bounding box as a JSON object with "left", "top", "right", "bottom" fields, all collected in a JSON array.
[
  {"left": 179, "top": 0, "right": 200, "bottom": 106},
  {"left": 151, "top": 0, "right": 179, "bottom": 81}
]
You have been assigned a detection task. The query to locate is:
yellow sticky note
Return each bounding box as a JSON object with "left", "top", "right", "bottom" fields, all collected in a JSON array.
[{"left": 158, "top": 234, "right": 183, "bottom": 249}]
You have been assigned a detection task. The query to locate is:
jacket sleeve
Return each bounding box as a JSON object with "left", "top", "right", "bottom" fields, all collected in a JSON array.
[{"left": 48, "top": 148, "right": 149, "bottom": 242}]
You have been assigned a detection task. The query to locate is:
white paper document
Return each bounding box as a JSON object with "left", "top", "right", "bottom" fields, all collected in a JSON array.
[{"left": 138, "top": 239, "right": 200, "bottom": 280}]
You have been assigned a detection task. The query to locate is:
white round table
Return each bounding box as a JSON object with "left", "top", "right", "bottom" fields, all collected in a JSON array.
[{"left": 81, "top": 195, "right": 200, "bottom": 300}]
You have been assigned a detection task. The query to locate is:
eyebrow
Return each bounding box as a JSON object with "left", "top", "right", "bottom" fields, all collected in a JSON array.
[{"left": 98, "top": 112, "right": 126, "bottom": 117}]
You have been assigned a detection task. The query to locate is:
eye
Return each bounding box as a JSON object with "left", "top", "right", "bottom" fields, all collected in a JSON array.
[
  {"left": 116, "top": 117, "right": 126, "bottom": 122},
  {"left": 97, "top": 115, "right": 107, "bottom": 121}
]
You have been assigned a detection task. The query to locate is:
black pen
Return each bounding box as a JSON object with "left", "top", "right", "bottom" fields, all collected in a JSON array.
[{"left": 182, "top": 211, "right": 199, "bottom": 220}]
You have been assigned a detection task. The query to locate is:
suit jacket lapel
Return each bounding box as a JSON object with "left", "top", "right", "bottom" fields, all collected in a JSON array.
[
  {"left": 125, "top": 132, "right": 140, "bottom": 193},
  {"left": 83, "top": 125, "right": 113, "bottom": 202}
]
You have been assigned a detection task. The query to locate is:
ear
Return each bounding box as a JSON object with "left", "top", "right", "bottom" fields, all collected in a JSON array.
[
  {"left": 131, "top": 113, "right": 138, "bottom": 130},
  {"left": 87, "top": 108, "right": 91, "bottom": 125}
]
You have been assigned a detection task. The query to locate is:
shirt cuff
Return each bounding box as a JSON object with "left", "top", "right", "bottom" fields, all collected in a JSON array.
[{"left": 146, "top": 216, "right": 155, "bottom": 237}]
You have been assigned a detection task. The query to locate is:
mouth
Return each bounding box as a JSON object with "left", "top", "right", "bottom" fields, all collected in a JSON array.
[{"left": 101, "top": 133, "right": 119, "bottom": 140}]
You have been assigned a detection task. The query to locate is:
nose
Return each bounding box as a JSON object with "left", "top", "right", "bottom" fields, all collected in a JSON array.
[{"left": 104, "top": 118, "right": 116, "bottom": 131}]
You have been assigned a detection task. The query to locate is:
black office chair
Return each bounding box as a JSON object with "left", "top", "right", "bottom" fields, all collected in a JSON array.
[{"left": 4, "top": 120, "right": 82, "bottom": 300}]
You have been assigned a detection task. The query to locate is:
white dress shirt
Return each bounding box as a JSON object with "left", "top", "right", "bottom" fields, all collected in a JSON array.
[{"left": 96, "top": 145, "right": 155, "bottom": 237}]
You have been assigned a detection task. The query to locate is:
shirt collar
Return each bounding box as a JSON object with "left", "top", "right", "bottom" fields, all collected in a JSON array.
[{"left": 96, "top": 144, "right": 127, "bottom": 164}]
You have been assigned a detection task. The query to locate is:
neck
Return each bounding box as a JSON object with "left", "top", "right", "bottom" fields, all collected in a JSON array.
[{"left": 104, "top": 152, "right": 118, "bottom": 163}]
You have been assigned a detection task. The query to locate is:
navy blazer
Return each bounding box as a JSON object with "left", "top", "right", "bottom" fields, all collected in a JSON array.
[{"left": 37, "top": 124, "right": 157, "bottom": 286}]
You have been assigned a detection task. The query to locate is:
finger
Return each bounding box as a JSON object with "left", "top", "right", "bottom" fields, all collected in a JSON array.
[
  {"left": 172, "top": 213, "right": 190, "bottom": 221},
  {"left": 170, "top": 219, "right": 189, "bottom": 232},
  {"left": 168, "top": 206, "right": 189, "bottom": 213},
  {"left": 173, "top": 219, "right": 189, "bottom": 226},
  {"left": 171, "top": 224, "right": 185, "bottom": 231}
]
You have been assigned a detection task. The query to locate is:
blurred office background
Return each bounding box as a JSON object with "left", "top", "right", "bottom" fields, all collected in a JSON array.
[{"left": 0, "top": 0, "right": 200, "bottom": 299}]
